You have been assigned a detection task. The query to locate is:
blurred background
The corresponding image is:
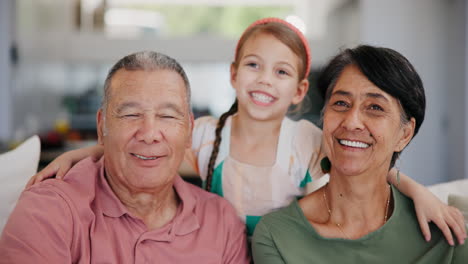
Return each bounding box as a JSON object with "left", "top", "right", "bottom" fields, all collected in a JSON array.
[{"left": 0, "top": 0, "right": 467, "bottom": 185}]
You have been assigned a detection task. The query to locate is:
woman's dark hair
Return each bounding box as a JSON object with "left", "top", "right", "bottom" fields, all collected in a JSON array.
[{"left": 317, "top": 45, "right": 426, "bottom": 168}]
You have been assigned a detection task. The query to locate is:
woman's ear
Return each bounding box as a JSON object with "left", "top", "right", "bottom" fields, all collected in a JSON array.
[
  {"left": 396, "top": 117, "right": 416, "bottom": 152},
  {"left": 291, "top": 79, "right": 309, "bottom": 105}
]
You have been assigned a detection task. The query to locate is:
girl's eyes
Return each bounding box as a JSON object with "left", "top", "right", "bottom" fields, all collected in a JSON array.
[
  {"left": 277, "top": 69, "right": 289, "bottom": 76},
  {"left": 246, "top": 62, "right": 258, "bottom": 68}
]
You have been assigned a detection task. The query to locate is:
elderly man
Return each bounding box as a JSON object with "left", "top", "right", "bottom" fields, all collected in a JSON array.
[{"left": 0, "top": 51, "right": 250, "bottom": 263}]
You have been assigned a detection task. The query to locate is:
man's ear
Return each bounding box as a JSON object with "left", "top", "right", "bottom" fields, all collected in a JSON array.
[
  {"left": 96, "top": 109, "right": 105, "bottom": 146},
  {"left": 395, "top": 117, "right": 416, "bottom": 152},
  {"left": 230, "top": 63, "right": 237, "bottom": 87},
  {"left": 186, "top": 113, "right": 194, "bottom": 149},
  {"left": 291, "top": 79, "right": 309, "bottom": 105}
]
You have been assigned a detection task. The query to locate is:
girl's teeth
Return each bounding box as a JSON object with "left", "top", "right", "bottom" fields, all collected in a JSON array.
[
  {"left": 133, "top": 154, "right": 157, "bottom": 160},
  {"left": 339, "top": 139, "right": 369, "bottom": 149},
  {"left": 251, "top": 92, "right": 274, "bottom": 103}
]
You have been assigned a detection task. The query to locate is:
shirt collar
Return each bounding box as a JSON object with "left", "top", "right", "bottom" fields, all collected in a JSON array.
[{"left": 96, "top": 158, "right": 200, "bottom": 237}]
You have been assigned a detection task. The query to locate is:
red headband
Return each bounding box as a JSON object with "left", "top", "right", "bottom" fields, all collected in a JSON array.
[{"left": 234, "top": 17, "right": 312, "bottom": 77}]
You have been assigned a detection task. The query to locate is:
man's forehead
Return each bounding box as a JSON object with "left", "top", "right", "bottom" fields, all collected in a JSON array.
[{"left": 109, "top": 70, "right": 187, "bottom": 96}]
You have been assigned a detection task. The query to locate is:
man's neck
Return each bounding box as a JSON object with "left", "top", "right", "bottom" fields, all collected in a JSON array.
[{"left": 105, "top": 170, "right": 180, "bottom": 230}]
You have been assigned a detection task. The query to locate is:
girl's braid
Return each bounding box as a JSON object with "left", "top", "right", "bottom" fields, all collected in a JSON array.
[{"left": 205, "top": 100, "right": 238, "bottom": 191}]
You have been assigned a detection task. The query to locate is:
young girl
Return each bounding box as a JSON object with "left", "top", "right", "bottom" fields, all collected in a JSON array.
[{"left": 29, "top": 18, "right": 465, "bottom": 243}]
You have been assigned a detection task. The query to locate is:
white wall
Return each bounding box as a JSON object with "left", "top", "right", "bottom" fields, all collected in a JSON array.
[
  {"left": 360, "top": 0, "right": 467, "bottom": 184},
  {"left": 0, "top": 0, "right": 14, "bottom": 141},
  {"left": 446, "top": 0, "right": 467, "bottom": 182}
]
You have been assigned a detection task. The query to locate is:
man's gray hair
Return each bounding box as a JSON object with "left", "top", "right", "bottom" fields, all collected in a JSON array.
[{"left": 101, "top": 51, "right": 192, "bottom": 113}]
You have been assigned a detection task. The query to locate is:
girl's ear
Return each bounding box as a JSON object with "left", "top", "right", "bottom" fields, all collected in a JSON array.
[
  {"left": 230, "top": 63, "right": 237, "bottom": 87},
  {"left": 291, "top": 79, "right": 309, "bottom": 105},
  {"left": 395, "top": 117, "right": 416, "bottom": 152}
]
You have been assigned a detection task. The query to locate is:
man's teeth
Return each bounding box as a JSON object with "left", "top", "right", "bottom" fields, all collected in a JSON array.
[
  {"left": 251, "top": 92, "right": 274, "bottom": 103},
  {"left": 339, "top": 140, "right": 370, "bottom": 149},
  {"left": 133, "top": 154, "right": 157, "bottom": 160}
]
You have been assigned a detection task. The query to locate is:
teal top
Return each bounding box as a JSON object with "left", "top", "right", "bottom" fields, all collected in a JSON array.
[{"left": 252, "top": 186, "right": 468, "bottom": 264}]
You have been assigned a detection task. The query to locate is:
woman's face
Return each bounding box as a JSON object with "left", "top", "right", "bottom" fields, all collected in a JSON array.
[{"left": 322, "top": 65, "right": 415, "bottom": 177}]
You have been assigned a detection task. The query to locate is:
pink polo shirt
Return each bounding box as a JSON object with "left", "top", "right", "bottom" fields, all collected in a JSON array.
[{"left": 0, "top": 158, "right": 250, "bottom": 264}]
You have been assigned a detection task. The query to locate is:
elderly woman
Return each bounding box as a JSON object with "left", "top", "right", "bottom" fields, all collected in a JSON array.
[{"left": 252, "top": 45, "right": 468, "bottom": 263}]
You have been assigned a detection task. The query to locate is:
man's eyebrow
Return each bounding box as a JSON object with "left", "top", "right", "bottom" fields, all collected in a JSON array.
[
  {"left": 159, "top": 102, "right": 186, "bottom": 117},
  {"left": 115, "top": 102, "right": 140, "bottom": 113}
]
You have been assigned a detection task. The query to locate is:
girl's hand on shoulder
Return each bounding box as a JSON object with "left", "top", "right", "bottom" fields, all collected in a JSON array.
[
  {"left": 25, "top": 145, "right": 103, "bottom": 189},
  {"left": 413, "top": 185, "right": 467, "bottom": 246},
  {"left": 25, "top": 151, "right": 75, "bottom": 188}
]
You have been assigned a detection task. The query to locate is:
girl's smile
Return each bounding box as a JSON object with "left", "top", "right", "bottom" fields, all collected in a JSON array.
[{"left": 230, "top": 32, "right": 308, "bottom": 122}]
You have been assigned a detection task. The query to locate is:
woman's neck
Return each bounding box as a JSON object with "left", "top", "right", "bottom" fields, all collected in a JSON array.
[{"left": 325, "top": 169, "right": 392, "bottom": 238}]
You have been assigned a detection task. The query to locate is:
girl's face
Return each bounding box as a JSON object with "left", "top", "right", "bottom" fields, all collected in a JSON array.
[
  {"left": 322, "top": 65, "right": 415, "bottom": 177},
  {"left": 230, "top": 32, "right": 308, "bottom": 122}
]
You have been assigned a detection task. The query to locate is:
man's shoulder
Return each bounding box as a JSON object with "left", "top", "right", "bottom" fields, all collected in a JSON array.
[
  {"left": 185, "top": 181, "right": 231, "bottom": 206},
  {"left": 28, "top": 157, "right": 101, "bottom": 204},
  {"left": 183, "top": 181, "right": 239, "bottom": 217}
]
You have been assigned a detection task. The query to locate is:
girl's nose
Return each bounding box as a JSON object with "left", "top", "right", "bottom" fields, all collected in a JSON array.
[{"left": 257, "top": 69, "right": 273, "bottom": 87}]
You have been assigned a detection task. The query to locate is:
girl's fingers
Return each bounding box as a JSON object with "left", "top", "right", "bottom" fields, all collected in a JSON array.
[
  {"left": 416, "top": 212, "right": 431, "bottom": 242},
  {"left": 449, "top": 207, "right": 466, "bottom": 244},
  {"left": 432, "top": 216, "right": 454, "bottom": 246},
  {"left": 25, "top": 176, "right": 36, "bottom": 189}
]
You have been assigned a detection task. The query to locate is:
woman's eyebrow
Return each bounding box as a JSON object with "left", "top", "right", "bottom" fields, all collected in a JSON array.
[
  {"left": 331, "top": 90, "right": 352, "bottom": 97},
  {"left": 365, "top": 92, "right": 390, "bottom": 102}
]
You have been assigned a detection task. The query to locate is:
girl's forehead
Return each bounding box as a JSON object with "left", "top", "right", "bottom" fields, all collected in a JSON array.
[{"left": 241, "top": 33, "right": 299, "bottom": 62}]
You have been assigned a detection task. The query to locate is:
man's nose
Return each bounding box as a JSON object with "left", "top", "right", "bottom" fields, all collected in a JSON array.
[
  {"left": 135, "top": 117, "right": 163, "bottom": 144},
  {"left": 341, "top": 107, "right": 365, "bottom": 131}
]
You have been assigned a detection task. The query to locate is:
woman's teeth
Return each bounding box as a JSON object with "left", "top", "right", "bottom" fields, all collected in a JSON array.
[
  {"left": 251, "top": 92, "right": 274, "bottom": 103},
  {"left": 132, "top": 153, "right": 157, "bottom": 160},
  {"left": 339, "top": 139, "right": 370, "bottom": 149}
]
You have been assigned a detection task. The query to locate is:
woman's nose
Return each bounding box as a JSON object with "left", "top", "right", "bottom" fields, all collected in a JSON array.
[{"left": 341, "top": 107, "right": 365, "bottom": 131}]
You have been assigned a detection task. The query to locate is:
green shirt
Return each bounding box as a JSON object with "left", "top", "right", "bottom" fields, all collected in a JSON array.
[{"left": 252, "top": 186, "right": 468, "bottom": 264}]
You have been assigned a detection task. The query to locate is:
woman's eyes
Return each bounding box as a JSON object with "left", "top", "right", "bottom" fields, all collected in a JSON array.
[
  {"left": 367, "top": 103, "right": 385, "bottom": 112},
  {"left": 332, "top": 100, "right": 349, "bottom": 108}
]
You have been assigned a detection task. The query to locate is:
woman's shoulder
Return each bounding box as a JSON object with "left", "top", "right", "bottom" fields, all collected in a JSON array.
[{"left": 258, "top": 200, "right": 304, "bottom": 228}]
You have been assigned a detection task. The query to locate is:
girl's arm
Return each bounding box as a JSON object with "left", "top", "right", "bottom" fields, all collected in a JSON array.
[
  {"left": 26, "top": 144, "right": 104, "bottom": 188},
  {"left": 388, "top": 168, "right": 467, "bottom": 245}
]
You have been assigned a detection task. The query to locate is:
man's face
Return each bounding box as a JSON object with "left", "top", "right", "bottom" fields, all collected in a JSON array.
[{"left": 97, "top": 69, "right": 192, "bottom": 192}]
